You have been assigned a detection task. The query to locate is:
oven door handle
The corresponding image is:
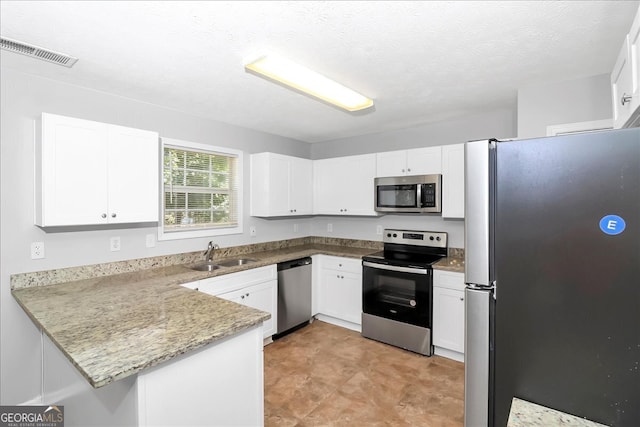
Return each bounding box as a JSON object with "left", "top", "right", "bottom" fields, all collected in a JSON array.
[{"left": 362, "top": 261, "right": 429, "bottom": 275}]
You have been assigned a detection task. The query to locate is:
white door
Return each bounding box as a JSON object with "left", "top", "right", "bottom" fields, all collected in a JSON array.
[
  {"left": 376, "top": 150, "right": 407, "bottom": 177},
  {"left": 219, "top": 281, "right": 277, "bottom": 338},
  {"left": 107, "top": 125, "right": 159, "bottom": 223},
  {"left": 289, "top": 157, "right": 313, "bottom": 215},
  {"left": 407, "top": 146, "right": 442, "bottom": 175},
  {"left": 433, "top": 286, "right": 465, "bottom": 353},
  {"left": 41, "top": 114, "right": 109, "bottom": 226},
  {"left": 441, "top": 144, "right": 465, "bottom": 218}
]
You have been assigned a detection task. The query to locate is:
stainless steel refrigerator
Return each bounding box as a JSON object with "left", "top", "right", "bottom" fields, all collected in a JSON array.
[{"left": 464, "top": 128, "right": 640, "bottom": 427}]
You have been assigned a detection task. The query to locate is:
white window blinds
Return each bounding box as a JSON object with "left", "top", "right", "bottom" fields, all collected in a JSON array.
[{"left": 163, "top": 145, "right": 239, "bottom": 232}]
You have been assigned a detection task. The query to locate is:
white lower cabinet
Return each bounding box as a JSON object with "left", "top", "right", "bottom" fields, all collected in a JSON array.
[
  {"left": 433, "top": 270, "right": 465, "bottom": 362},
  {"left": 218, "top": 281, "right": 277, "bottom": 338},
  {"left": 184, "top": 265, "right": 277, "bottom": 339},
  {"left": 314, "top": 255, "right": 362, "bottom": 331}
]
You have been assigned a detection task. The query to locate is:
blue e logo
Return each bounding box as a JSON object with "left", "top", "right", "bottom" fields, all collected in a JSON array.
[{"left": 599, "top": 215, "right": 626, "bottom": 236}]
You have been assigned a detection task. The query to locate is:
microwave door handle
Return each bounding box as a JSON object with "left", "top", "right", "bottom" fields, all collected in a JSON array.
[{"left": 416, "top": 183, "right": 422, "bottom": 208}]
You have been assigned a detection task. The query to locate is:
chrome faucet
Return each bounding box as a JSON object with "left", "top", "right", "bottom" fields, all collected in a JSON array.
[{"left": 204, "top": 241, "right": 219, "bottom": 263}]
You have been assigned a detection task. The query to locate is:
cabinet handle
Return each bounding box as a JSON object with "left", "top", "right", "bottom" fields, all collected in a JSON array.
[
  {"left": 621, "top": 93, "right": 633, "bottom": 106},
  {"left": 241, "top": 295, "right": 245, "bottom": 299},
  {"left": 401, "top": 168, "right": 405, "bottom": 173},
  {"left": 195, "top": 287, "right": 199, "bottom": 291},
  {"left": 460, "top": 297, "right": 464, "bottom": 301},
  {"left": 111, "top": 213, "right": 117, "bottom": 218},
  {"left": 339, "top": 263, "right": 342, "bottom": 267},
  {"left": 101, "top": 213, "right": 107, "bottom": 219},
  {"left": 407, "top": 168, "right": 411, "bottom": 172},
  {"left": 246, "top": 293, "right": 249, "bottom": 297}
]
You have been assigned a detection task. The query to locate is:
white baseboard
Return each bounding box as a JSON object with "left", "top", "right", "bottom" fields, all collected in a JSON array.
[
  {"left": 314, "top": 314, "right": 361, "bottom": 333},
  {"left": 434, "top": 346, "right": 464, "bottom": 363}
]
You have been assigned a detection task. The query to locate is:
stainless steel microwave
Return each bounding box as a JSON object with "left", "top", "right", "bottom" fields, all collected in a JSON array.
[{"left": 374, "top": 174, "right": 442, "bottom": 213}]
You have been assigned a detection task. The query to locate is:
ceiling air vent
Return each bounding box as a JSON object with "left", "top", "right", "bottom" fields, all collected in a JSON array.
[{"left": 1, "top": 37, "right": 78, "bottom": 68}]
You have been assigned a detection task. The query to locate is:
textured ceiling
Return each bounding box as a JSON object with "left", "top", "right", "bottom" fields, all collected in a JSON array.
[{"left": 1, "top": 1, "right": 638, "bottom": 143}]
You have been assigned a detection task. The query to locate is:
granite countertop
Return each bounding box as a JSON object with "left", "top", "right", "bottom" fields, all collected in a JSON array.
[
  {"left": 508, "top": 398, "right": 608, "bottom": 427},
  {"left": 12, "top": 268, "right": 270, "bottom": 388},
  {"left": 10, "top": 240, "right": 382, "bottom": 389},
  {"left": 11, "top": 237, "right": 464, "bottom": 389}
]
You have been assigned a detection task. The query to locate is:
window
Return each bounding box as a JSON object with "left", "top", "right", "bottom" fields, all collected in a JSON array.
[{"left": 159, "top": 138, "right": 242, "bottom": 240}]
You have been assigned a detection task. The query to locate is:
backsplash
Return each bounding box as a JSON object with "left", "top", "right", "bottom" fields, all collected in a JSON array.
[{"left": 10, "top": 236, "right": 384, "bottom": 290}]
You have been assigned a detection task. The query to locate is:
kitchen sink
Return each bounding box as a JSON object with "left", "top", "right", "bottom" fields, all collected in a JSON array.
[
  {"left": 189, "top": 262, "right": 222, "bottom": 272},
  {"left": 216, "top": 258, "right": 258, "bottom": 267}
]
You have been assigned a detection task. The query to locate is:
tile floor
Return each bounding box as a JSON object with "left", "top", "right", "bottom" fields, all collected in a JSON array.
[{"left": 264, "top": 320, "right": 464, "bottom": 426}]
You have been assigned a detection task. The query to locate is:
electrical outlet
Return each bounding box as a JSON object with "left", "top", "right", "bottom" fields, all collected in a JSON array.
[
  {"left": 110, "top": 236, "right": 121, "bottom": 252},
  {"left": 327, "top": 223, "right": 333, "bottom": 232},
  {"left": 250, "top": 226, "right": 257, "bottom": 237},
  {"left": 293, "top": 224, "right": 299, "bottom": 233},
  {"left": 376, "top": 225, "right": 383, "bottom": 235},
  {"left": 145, "top": 234, "right": 156, "bottom": 248},
  {"left": 31, "top": 242, "right": 45, "bottom": 259}
]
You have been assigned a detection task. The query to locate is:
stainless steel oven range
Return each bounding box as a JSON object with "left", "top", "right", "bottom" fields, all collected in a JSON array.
[{"left": 362, "top": 229, "right": 447, "bottom": 355}]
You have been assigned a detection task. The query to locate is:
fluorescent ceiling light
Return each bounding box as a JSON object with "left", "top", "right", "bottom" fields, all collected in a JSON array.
[{"left": 244, "top": 54, "right": 374, "bottom": 112}]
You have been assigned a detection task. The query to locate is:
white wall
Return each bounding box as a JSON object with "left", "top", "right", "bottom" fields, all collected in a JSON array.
[
  {"left": 310, "top": 108, "right": 516, "bottom": 159},
  {"left": 517, "top": 73, "right": 613, "bottom": 138},
  {"left": 0, "top": 67, "right": 313, "bottom": 405}
]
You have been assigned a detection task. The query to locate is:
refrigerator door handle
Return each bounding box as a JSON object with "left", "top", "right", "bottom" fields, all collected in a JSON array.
[
  {"left": 464, "top": 286, "right": 492, "bottom": 427},
  {"left": 465, "top": 140, "right": 495, "bottom": 287}
]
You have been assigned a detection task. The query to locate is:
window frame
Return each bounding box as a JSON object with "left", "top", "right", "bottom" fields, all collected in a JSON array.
[{"left": 158, "top": 137, "right": 243, "bottom": 241}]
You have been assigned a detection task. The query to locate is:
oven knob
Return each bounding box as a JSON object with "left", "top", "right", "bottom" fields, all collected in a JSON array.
[
  {"left": 393, "top": 233, "right": 397, "bottom": 237},
  {"left": 387, "top": 233, "right": 391, "bottom": 237},
  {"left": 429, "top": 236, "right": 434, "bottom": 241},
  {"left": 436, "top": 236, "right": 441, "bottom": 241}
]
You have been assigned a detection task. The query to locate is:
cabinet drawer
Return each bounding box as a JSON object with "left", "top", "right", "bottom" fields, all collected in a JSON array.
[
  {"left": 321, "top": 256, "right": 362, "bottom": 274},
  {"left": 433, "top": 270, "right": 465, "bottom": 291},
  {"left": 197, "top": 265, "right": 276, "bottom": 296}
]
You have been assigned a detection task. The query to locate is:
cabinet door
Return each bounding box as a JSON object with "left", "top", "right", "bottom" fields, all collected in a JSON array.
[
  {"left": 407, "top": 146, "right": 442, "bottom": 175},
  {"left": 107, "top": 125, "right": 159, "bottom": 223},
  {"left": 432, "top": 286, "right": 465, "bottom": 353},
  {"left": 343, "top": 154, "right": 377, "bottom": 215},
  {"left": 441, "top": 144, "right": 465, "bottom": 218},
  {"left": 628, "top": 7, "right": 640, "bottom": 117},
  {"left": 314, "top": 154, "right": 377, "bottom": 216},
  {"left": 252, "top": 153, "right": 290, "bottom": 216},
  {"left": 318, "top": 269, "right": 362, "bottom": 325},
  {"left": 289, "top": 157, "right": 313, "bottom": 215},
  {"left": 376, "top": 150, "right": 407, "bottom": 177},
  {"left": 218, "top": 280, "right": 277, "bottom": 339},
  {"left": 313, "top": 157, "right": 345, "bottom": 214},
  {"left": 612, "top": 37, "right": 633, "bottom": 129},
  {"left": 39, "top": 114, "right": 109, "bottom": 226}
]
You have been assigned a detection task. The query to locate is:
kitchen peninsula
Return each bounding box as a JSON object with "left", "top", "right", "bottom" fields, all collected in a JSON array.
[{"left": 10, "top": 237, "right": 390, "bottom": 426}]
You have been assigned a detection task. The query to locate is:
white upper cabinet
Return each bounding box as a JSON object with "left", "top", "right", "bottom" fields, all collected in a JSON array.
[
  {"left": 611, "top": 6, "right": 640, "bottom": 128},
  {"left": 376, "top": 147, "right": 442, "bottom": 177},
  {"left": 250, "top": 152, "right": 312, "bottom": 217},
  {"left": 35, "top": 113, "right": 159, "bottom": 227},
  {"left": 313, "top": 153, "right": 378, "bottom": 216},
  {"left": 441, "top": 143, "right": 465, "bottom": 219}
]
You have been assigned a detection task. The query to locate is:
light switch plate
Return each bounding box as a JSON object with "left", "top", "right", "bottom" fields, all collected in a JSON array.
[
  {"left": 250, "top": 226, "right": 257, "bottom": 237},
  {"left": 327, "top": 223, "right": 333, "bottom": 232},
  {"left": 145, "top": 234, "right": 156, "bottom": 248},
  {"left": 376, "top": 225, "right": 383, "bottom": 235}
]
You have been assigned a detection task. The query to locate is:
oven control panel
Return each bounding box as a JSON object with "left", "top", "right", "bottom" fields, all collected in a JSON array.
[{"left": 383, "top": 229, "right": 448, "bottom": 248}]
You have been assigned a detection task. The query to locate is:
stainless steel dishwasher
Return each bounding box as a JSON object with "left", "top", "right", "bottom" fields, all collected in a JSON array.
[{"left": 276, "top": 257, "right": 312, "bottom": 337}]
